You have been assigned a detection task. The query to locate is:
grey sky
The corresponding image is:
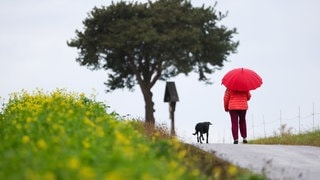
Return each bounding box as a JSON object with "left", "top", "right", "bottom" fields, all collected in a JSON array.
[{"left": 1, "top": 0, "right": 320, "bottom": 143}]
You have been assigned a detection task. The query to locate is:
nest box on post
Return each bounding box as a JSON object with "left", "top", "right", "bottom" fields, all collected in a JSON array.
[
  {"left": 164, "top": 81, "right": 179, "bottom": 103},
  {"left": 164, "top": 82, "right": 179, "bottom": 136}
]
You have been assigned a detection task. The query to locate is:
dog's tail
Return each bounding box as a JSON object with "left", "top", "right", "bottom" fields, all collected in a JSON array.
[{"left": 192, "top": 132, "right": 196, "bottom": 135}]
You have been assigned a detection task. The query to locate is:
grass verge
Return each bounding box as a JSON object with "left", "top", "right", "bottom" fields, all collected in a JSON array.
[{"left": 250, "top": 128, "right": 320, "bottom": 147}]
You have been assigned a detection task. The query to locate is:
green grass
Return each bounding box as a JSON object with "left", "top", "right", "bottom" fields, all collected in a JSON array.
[
  {"left": 250, "top": 125, "right": 320, "bottom": 147},
  {"left": 0, "top": 89, "right": 264, "bottom": 180}
]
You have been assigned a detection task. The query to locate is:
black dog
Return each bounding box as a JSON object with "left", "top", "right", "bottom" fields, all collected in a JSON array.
[{"left": 192, "top": 122, "right": 212, "bottom": 143}]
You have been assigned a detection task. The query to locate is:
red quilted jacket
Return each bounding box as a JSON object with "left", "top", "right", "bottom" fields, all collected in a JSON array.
[{"left": 224, "top": 89, "right": 251, "bottom": 111}]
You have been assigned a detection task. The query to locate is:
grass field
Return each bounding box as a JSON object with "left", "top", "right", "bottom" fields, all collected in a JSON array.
[
  {"left": 0, "top": 89, "right": 263, "bottom": 180},
  {"left": 249, "top": 125, "right": 320, "bottom": 147}
]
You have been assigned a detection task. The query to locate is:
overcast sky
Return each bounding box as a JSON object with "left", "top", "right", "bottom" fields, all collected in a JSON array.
[{"left": 1, "top": 0, "right": 320, "bottom": 143}]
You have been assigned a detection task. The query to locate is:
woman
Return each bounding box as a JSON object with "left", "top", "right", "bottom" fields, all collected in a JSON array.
[{"left": 224, "top": 88, "right": 251, "bottom": 144}]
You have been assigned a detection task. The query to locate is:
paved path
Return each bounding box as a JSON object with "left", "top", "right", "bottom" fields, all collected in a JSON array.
[{"left": 196, "top": 144, "right": 320, "bottom": 180}]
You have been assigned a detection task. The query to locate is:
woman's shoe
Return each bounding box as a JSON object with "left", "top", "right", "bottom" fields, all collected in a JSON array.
[
  {"left": 233, "top": 140, "right": 238, "bottom": 144},
  {"left": 243, "top": 139, "right": 248, "bottom": 144}
]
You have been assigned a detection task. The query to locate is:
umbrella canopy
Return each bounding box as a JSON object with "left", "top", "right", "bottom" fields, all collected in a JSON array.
[{"left": 222, "top": 68, "right": 263, "bottom": 91}]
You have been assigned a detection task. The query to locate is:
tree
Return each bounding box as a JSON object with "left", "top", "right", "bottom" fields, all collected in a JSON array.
[{"left": 67, "top": 0, "right": 238, "bottom": 125}]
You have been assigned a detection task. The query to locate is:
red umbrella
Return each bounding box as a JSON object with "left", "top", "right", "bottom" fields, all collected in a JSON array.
[{"left": 222, "top": 68, "right": 263, "bottom": 91}]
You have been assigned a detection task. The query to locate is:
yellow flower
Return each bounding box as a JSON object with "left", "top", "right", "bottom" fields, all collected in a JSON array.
[
  {"left": 67, "top": 157, "right": 80, "bottom": 170},
  {"left": 141, "top": 173, "right": 155, "bottom": 180},
  {"left": 46, "top": 115, "right": 52, "bottom": 123},
  {"left": 82, "top": 138, "right": 91, "bottom": 149},
  {"left": 169, "top": 160, "right": 178, "bottom": 169},
  {"left": 26, "top": 117, "right": 32, "bottom": 123},
  {"left": 67, "top": 109, "right": 74, "bottom": 117},
  {"left": 137, "top": 143, "right": 149, "bottom": 154},
  {"left": 95, "top": 126, "right": 105, "bottom": 137},
  {"left": 122, "top": 146, "right": 134, "bottom": 159},
  {"left": 79, "top": 166, "right": 95, "bottom": 180},
  {"left": 42, "top": 171, "right": 56, "bottom": 180},
  {"left": 16, "top": 123, "right": 22, "bottom": 130},
  {"left": 213, "top": 167, "right": 222, "bottom": 179},
  {"left": 170, "top": 137, "right": 181, "bottom": 150},
  {"left": 83, "top": 117, "right": 95, "bottom": 127},
  {"left": 22, "top": 135, "right": 30, "bottom": 144},
  {"left": 114, "top": 130, "right": 130, "bottom": 145},
  {"left": 227, "top": 165, "right": 238, "bottom": 176},
  {"left": 37, "top": 139, "right": 47, "bottom": 150},
  {"left": 191, "top": 169, "right": 200, "bottom": 177},
  {"left": 105, "top": 171, "right": 125, "bottom": 180},
  {"left": 177, "top": 149, "right": 187, "bottom": 159},
  {"left": 85, "top": 111, "right": 91, "bottom": 116},
  {"left": 52, "top": 124, "right": 59, "bottom": 131}
]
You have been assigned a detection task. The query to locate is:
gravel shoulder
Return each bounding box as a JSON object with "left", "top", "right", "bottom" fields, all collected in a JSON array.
[{"left": 196, "top": 143, "right": 320, "bottom": 180}]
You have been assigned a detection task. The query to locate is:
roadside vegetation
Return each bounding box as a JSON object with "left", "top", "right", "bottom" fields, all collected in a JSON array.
[
  {"left": 0, "top": 89, "right": 264, "bottom": 180},
  {"left": 250, "top": 124, "right": 320, "bottom": 147}
]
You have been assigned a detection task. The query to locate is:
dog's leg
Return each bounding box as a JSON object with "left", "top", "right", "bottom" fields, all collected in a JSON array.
[
  {"left": 199, "top": 132, "right": 203, "bottom": 143},
  {"left": 196, "top": 132, "right": 200, "bottom": 143},
  {"left": 206, "top": 132, "right": 209, "bottom": 144}
]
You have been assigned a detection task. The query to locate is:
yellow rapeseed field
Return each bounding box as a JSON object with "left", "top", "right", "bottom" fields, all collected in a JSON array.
[{"left": 0, "top": 89, "right": 203, "bottom": 180}]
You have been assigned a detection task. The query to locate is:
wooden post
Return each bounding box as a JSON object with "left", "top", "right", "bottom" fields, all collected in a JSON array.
[
  {"left": 169, "top": 101, "right": 176, "bottom": 135},
  {"left": 164, "top": 82, "right": 179, "bottom": 136}
]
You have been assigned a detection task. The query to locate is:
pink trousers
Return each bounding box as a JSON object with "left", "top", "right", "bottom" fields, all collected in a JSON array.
[{"left": 229, "top": 110, "right": 247, "bottom": 141}]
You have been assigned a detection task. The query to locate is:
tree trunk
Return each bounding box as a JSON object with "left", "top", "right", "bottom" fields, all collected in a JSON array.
[
  {"left": 140, "top": 86, "right": 155, "bottom": 125},
  {"left": 132, "top": 59, "right": 161, "bottom": 126}
]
